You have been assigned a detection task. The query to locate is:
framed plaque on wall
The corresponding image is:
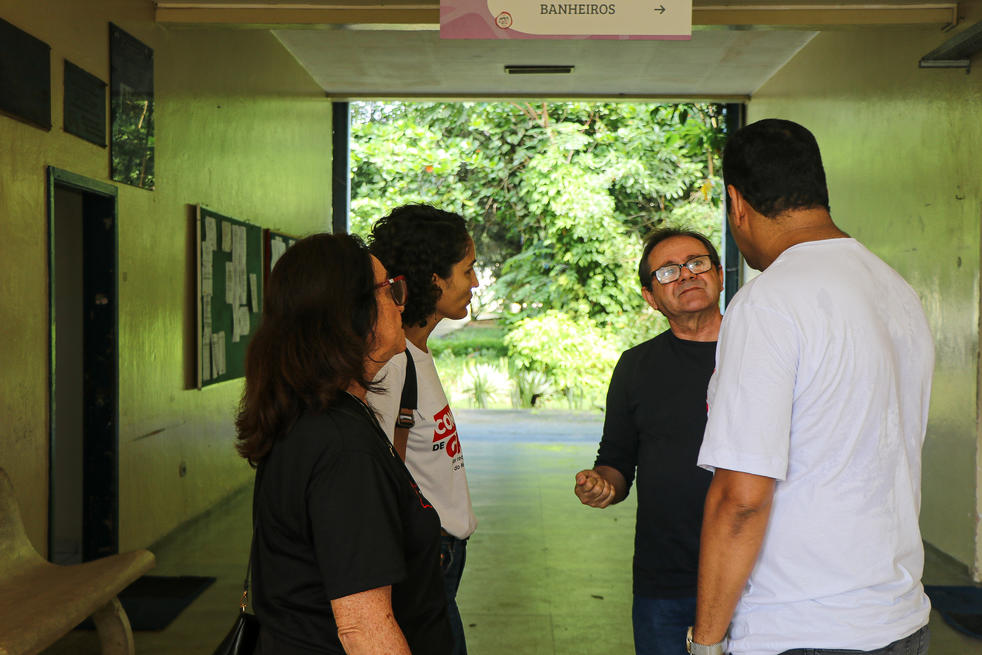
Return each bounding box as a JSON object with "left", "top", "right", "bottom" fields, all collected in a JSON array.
[
  {"left": 0, "top": 17, "right": 51, "bottom": 130},
  {"left": 109, "top": 23, "right": 154, "bottom": 189},
  {"left": 64, "top": 61, "right": 106, "bottom": 147}
]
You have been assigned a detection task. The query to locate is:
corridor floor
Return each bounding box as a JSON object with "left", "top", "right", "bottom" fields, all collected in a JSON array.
[{"left": 45, "top": 409, "right": 982, "bottom": 654}]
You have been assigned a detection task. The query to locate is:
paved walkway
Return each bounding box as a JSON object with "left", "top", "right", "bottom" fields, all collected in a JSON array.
[
  {"left": 43, "top": 409, "right": 982, "bottom": 654},
  {"left": 454, "top": 409, "right": 636, "bottom": 654}
]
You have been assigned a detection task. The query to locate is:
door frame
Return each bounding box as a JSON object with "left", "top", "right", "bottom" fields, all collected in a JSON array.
[
  {"left": 47, "top": 167, "right": 120, "bottom": 560},
  {"left": 722, "top": 102, "right": 746, "bottom": 307}
]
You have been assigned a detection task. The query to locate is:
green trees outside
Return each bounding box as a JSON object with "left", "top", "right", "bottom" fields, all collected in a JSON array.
[{"left": 350, "top": 101, "right": 726, "bottom": 409}]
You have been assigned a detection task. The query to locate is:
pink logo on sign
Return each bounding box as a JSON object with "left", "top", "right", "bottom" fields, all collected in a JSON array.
[{"left": 495, "top": 11, "right": 512, "bottom": 29}]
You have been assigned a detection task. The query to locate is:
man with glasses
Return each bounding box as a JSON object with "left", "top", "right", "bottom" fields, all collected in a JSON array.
[
  {"left": 575, "top": 227, "right": 723, "bottom": 655},
  {"left": 689, "top": 119, "right": 933, "bottom": 655}
]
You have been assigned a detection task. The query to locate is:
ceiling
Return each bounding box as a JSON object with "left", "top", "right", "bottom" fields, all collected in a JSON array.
[
  {"left": 154, "top": 1, "right": 962, "bottom": 100},
  {"left": 272, "top": 28, "right": 816, "bottom": 100}
]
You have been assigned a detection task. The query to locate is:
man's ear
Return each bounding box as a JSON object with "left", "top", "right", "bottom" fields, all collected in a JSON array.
[
  {"left": 726, "top": 184, "right": 748, "bottom": 229},
  {"left": 641, "top": 286, "right": 660, "bottom": 313}
]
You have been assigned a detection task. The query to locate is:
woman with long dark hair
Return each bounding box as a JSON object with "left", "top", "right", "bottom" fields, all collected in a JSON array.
[
  {"left": 367, "top": 205, "right": 479, "bottom": 655},
  {"left": 236, "top": 233, "right": 452, "bottom": 655}
]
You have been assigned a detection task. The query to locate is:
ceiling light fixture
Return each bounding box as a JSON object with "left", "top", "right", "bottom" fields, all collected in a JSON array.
[{"left": 504, "top": 65, "right": 575, "bottom": 75}]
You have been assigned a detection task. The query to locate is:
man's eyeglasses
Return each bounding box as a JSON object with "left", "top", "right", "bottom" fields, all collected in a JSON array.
[
  {"left": 652, "top": 255, "right": 714, "bottom": 285},
  {"left": 374, "top": 275, "right": 408, "bottom": 306}
]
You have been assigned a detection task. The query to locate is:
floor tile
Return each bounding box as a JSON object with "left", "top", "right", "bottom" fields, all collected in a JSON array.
[{"left": 40, "top": 409, "right": 982, "bottom": 654}]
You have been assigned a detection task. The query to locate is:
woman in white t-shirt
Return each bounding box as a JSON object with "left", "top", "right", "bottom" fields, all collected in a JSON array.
[{"left": 367, "top": 204, "right": 480, "bottom": 655}]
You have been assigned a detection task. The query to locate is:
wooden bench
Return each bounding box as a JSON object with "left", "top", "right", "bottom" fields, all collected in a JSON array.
[{"left": 0, "top": 468, "right": 155, "bottom": 655}]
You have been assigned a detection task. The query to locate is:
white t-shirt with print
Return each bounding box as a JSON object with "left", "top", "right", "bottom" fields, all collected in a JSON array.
[
  {"left": 368, "top": 339, "right": 478, "bottom": 540},
  {"left": 697, "top": 238, "right": 933, "bottom": 655}
]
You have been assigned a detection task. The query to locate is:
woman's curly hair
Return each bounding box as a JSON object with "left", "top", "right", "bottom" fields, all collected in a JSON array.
[
  {"left": 369, "top": 205, "right": 471, "bottom": 328},
  {"left": 235, "top": 233, "right": 378, "bottom": 465}
]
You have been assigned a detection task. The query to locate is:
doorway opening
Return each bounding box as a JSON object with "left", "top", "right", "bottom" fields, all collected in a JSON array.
[
  {"left": 341, "top": 100, "right": 741, "bottom": 411},
  {"left": 47, "top": 167, "right": 119, "bottom": 563}
]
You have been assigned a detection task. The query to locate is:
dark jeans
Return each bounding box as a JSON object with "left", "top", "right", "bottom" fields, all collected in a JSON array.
[
  {"left": 778, "top": 625, "right": 929, "bottom": 655},
  {"left": 440, "top": 534, "right": 468, "bottom": 655},
  {"left": 632, "top": 595, "right": 697, "bottom": 655}
]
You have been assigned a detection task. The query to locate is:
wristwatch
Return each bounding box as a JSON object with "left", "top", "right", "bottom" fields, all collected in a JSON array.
[{"left": 686, "top": 626, "right": 728, "bottom": 655}]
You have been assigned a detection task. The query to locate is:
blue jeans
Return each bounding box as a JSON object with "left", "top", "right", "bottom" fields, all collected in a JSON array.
[
  {"left": 633, "top": 595, "right": 697, "bottom": 655},
  {"left": 440, "top": 534, "right": 468, "bottom": 655},
  {"left": 778, "top": 625, "right": 930, "bottom": 655}
]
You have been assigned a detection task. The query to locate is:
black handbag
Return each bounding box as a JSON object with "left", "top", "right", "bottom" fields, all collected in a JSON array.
[
  {"left": 214, "top": 485, "right": 260, "bottom": 655},
  {"left": 213, "top": 606, "right": 259, "bottom": 655}
]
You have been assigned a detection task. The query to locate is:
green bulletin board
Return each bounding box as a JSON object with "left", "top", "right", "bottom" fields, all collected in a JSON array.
[{"left": 197, "top": 206, "right": 263, "bottom": 388}]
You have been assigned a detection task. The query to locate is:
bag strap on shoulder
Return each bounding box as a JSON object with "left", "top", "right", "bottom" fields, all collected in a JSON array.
[{"left": 393, "top": 349, "right": 416, "bottom": 461}]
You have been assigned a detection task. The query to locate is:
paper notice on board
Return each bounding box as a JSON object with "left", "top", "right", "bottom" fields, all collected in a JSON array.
[
  {"left": 233, "top": 226, "right": 248, "bottom": 305},
  {"left": 233, "top": 226, "right": 246, "bottom": 265},
  {"left": 205, "top": 216, "right": 217, "bottom": 250},
  {"left": 212, "top": 332, "right": 226, "bottom": 376},
  {"left": 201, "top": 329, "right": 212, "bottom": 382},
  {"left": 222, "top": 262, "right": 231, "bottom": 305},
  {"left": 210, "top": 333, "right": 220, "bottom": 378},
  {"left": 238, "top": 305, "right": 251, "bottom": 336},
  {"left": 249, "top": 273, "right": 259, "bottom": 312},
  {"left": 217, "top": 332, "right": 227, "bottom": 374},
  {"left": 270, "top": 238, "right": 287, "bottom": 271},
  {"left": 222, "top": 221, "right": 232, "bottom": 252},
  {"left": 202, "top": 294, "right": 212, "bottom": 331},
  {"left": 201, "top": 244, "right": 214, "bottom": 296}
]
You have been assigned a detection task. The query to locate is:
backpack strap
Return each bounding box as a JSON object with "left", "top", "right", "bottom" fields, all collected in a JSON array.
[{"left": 393, "top": 349, "right": 417, "bottom": 461}]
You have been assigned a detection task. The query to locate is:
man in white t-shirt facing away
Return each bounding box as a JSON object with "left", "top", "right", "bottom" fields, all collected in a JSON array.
[
  {"left": 367, "top": 204, "right": 480, "bottom": 655},
  {"left": 688, "top": 119, "right": 934, "bottom": 655}
]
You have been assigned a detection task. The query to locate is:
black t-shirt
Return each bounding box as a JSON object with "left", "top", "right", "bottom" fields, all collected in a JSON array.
[
  {"left": 253, "top": 393, "right": 452, "bottom": 654},
  {"left": 594, "top": 329, "right": 716, "bottom": 598}
]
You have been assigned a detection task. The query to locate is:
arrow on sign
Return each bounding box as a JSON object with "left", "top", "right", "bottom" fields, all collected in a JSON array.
[{"left": 654, "top": 4, "right": 666, "bottom": 13}]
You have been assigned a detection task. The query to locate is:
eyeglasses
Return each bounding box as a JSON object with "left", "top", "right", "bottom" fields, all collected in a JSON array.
[
  {"left": 652, "top": 255, "right": 714, "bottom": 285},
  {"left": 374, "top": 275, "right": 408, "bottom": 306}
]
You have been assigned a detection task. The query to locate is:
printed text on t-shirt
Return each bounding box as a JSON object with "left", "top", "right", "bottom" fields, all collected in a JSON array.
[{"left": 432, "top": 405, "right": 461, "bottom": 458}]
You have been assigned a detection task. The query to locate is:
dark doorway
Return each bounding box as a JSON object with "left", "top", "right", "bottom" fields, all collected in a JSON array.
[{"left": 47, "top": 167, "right": 119, "bottom": 563}]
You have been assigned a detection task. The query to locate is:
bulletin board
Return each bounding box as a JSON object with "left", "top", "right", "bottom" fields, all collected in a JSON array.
[
  {"left": 263, "top": 229, "right": 298, "bottom": 283},
  {"left": 196, "top": 206, "right": 263, "bottom": 388}
]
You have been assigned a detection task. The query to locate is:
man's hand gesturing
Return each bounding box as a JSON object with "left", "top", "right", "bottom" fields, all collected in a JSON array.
[{"left": 575, "top": 469, "right": 617, "bottom": 508}]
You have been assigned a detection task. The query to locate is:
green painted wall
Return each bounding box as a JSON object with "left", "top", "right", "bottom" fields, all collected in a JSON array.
[
  {"left": 748, "top": 13, "right": 982, "bottom": 572},
  {"left": 0, "top": 0, "right": 332, "bottom": 553}
]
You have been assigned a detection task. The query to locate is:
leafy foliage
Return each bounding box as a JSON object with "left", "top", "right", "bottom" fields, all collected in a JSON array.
[
  {"left": 460, "top": 361, "right": 509, "bottom": 409},
  {"left": 350, "top": 101, "right": 725, "bottom": 326},
  {"left": 504, "top": 311, "right": 621, "bottom": 408},
  {"left": 111, "top": 94, "right": 155, "bottom": 189},
  {"left": 510, "top": 368, "right": 554, "bottom": 409},
  {"left": 428, "top": 326, "right": 509, "bottom": 358},
  {"left": 352, "top": 102, "right": 725, "bottom": 408}
]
